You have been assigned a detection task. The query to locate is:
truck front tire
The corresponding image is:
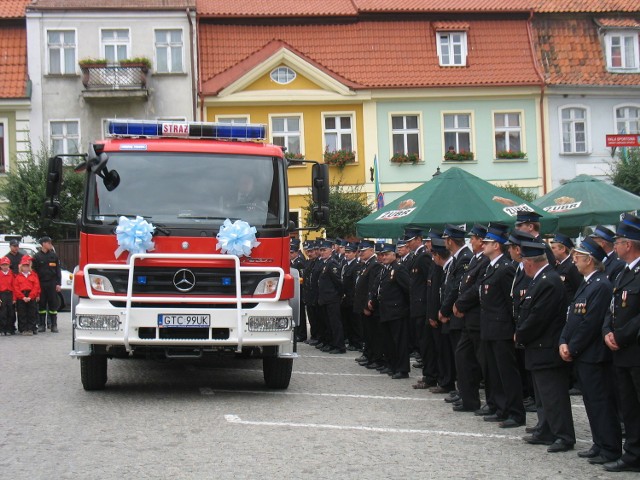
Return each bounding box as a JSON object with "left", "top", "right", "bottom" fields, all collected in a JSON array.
[
  {"left": 80, "top": 355, "right": 108, "bottom": 391},
  {"left": 263, "top": 356, "right": 293, "bottom": 389}
]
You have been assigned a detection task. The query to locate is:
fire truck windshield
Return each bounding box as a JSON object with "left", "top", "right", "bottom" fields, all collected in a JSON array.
[{"left": 85, "top": 152, "right": 286, "bottom": 229}]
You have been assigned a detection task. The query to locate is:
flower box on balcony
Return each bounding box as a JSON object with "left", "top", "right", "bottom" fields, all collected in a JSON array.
[
  {"left": 284, "top": 152, "right": 305, "bottom": 161},
  {"left": 323, "top": 149, "right": 355, "bottom": 168},
  {"left": 444, "top": 150, "right": 474, "bottom": 161},
  {"left": 496, "top": 150, "right": 527, "bottom": 159},
  {"left": 78, "top": 58, "right": 108, "bottom": 68},
  {"left": 390, "top": 153, "right": 420, "bottom": 164},
  {"left": 119, "top": 57, "right": 152, "bottom": 72}
]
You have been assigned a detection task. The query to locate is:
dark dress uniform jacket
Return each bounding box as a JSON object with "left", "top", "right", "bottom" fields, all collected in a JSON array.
[
  {"left": 318, "top": 258, "right": 342, "bottom": 305},
  {"left": 302, "top": 258, "right": 317, "bottom": 306},
  {"left": 400, "top": 252, "right": 415, "bottom": 269},
  {"left": 409, "top": 246, "right": 432, "bottom": 319},
  {"left": 479, "top": 255, "right": 515, "bottom": 341},
  {"left": 559, "top": 271, "right": 613, "bottom": 364},
  {"left": 511, "top": 262, "right": 531, "bottom": 321},
  {"left": 455, "top": 253, "right": 489, "bottom": 331},
  {"left": 515, "top": 264, "right": 568, "bottom": 370},
  {"left": 341, "top": 259, "right": 359, "bottom": 309},
  {"left": 555, "top": 256, "right": 582, "bottom": 302},
  {"left": 426, "top": 263, "right": 444, "bottom": 323},
  {"left": 32, "top": 249, "right": 61, "bottom": 285},
  {"left": 603, "top": 262, "right": 640, "bottom": 367},
  {"left": 309, "top": 259, "right": 324, "bottom": 306},
  {"left": 291, "top": 253, "right": 306, "bottom": 277},
  {"left": 353, "top": 256, "right": 381, "bottom": 314},
  {"left": 377, "top": 262, "right": 411, "bottom": 323},
  {"left": 440, "top": 246, "right": 473, "bottom": 329},
  {"left": 604, "top": 253, "right": 625, "bottom": 283}
]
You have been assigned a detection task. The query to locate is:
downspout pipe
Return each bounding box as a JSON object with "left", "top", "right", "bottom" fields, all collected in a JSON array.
[
  {"left": 187, "top": 7, "right": 197, "bottom": 120},
  {"left": 526, "top": 10, "right": 549, "bottom": 194}
]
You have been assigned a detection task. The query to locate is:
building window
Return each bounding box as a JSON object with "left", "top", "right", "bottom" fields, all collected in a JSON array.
[
  {"left": 437, "top": 32, "right": 467, "bottom": 66},
  {"left": 155, "top": 29, "right": 183, "bottom": 73},
  {"left": 616, "top": 106, "right": 640, "bottom": 134},
  {"left": 561, "top": 107, "right": 588, "bottom": 154},
  {"left": 391, "top": 115, "right": 420, "bottom": 156},
  {"left": 0, "top": 123, "right": 4, "bottom": 173},
  {"left": 101, "top": 29, "right": 130, "bottom": 64},
  {"left": 444, "top": 113, "right": 472, "bottom": 153},
  {"left": 605, "top": 32, "right": 640, "bottom": 71},
  {"left": 47, "top": 30, "right": 76, "bottom": 74},
  {"left": 270, "top": 67, "right": 296, "bottom": 85},
  {"left": 51, "top": 121, "right": 80, "bottom": 156},
  {"left": 323, "top": 115, "right": 353, "bottom": 152},
  {"left": 271, "top": 116, "right": 302, "bottom": 154},
  {"left": 216, "top": 116, "right": 250, "bottom": 124},
  {"left": 494, "top": 112, "right": 522, "bottom": 154}
]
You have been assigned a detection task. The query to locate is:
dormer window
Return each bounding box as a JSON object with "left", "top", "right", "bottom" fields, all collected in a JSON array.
[
  {"left": 604, "top": 30, "right": 639, "bottom": 72},
  {"left": 436, "top": 32, "right": 467, "bottom": 67}
]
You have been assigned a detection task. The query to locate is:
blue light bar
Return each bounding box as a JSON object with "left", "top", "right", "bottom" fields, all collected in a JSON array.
[{"left": 107, "top": 120, "right": 267, "bottom": 141}]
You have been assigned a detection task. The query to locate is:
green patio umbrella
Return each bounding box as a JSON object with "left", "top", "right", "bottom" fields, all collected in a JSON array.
[
  {"left": 356, "top": 167, "right": 557, "bottom": 238},
  {"left": 533, "top": 174, "right": 640, "bottom": 236}
]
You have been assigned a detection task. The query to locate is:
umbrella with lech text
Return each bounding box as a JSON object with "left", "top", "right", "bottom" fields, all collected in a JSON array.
[{"left": 356, "top": 167, "right": 557, "bottom": 239}]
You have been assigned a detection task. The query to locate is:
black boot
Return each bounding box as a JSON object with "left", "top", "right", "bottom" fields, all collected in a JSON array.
[
  {"left": 38, "top": 314, "right": 46, "bottom": 333},
  {"left": 50, "top": 314, "right": 58, "bottom": 333}
]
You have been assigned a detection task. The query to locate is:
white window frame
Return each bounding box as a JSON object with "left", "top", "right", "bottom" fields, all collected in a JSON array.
[
  {"left": 604, "top": 31, "right": 640, "bottom": 72},
  {"left": 559, "top": 105, "right": 590, "bottom": 155},
  {"left": 0, "top": 118, "right": 8, "bottom": 174},
  {"left": 215, "top": 115, "right": 251, "bottom": 124},
  {"left": 389, "top": 113, "right": 422, "bottom": 159},
  {"left": 270, "top": 66, "right": 297, "bottom": 85},
  {"left": 46, "top": 29, "right": 77, "bottom": 75},
  {"left": 492, "top": 110, "right": 526, "bottom": 158},
  {"left": 100, "top": 28, "right": 131, "bottom": 64},
  {"left": 442, "top": 111, "right": 474, "bottom": 157},
  {"left": 321, "top": 111, "right": 357, "bottom": 161},
  {"left": 269, "top": 114, "right": 304, "bottom": 156},
  {"left": 436, "top": 31, "right": 468, "bottom": 67},
  {"left": 614, "top": 103, "right": 640, "bottom": 134},
  {"left": 49, "top": 119, "right": 81, "bottom": 156},
  {"left": 154, "top": 28, "right": 184, "bottom": 74}
]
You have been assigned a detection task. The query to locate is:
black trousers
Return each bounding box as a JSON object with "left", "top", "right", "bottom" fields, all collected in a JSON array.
[
  {"left": 16, "top": 300, "right": 37, "bottom": 333},
  {"left": 0, "top": 291, "right": 13, "bottom": 333},
  {"left": 615, "top": 365, "right": 640, "bottom": 466},
  {"left": 455, "top": 328, "right": 483, "bottom": 410},
  {"left": 320, "top": 302, "right": 344, "bottom": 349},
  {"left": 484, "top": 339, "right": 525, "bottom": 422},
  {"left": 381, "top": 318, "right": 410, "bottom": 374},
  {"left": 435, "top": 327, "right": 456, "bottom": 389},
  {"left": 575, "top": 362, "right": 621, "bottom": 459},
  {"left": 531, "top": 366, "right": 575, "bottom": 444},
  {"left": 341, "top": 303, "right": 362, "bottom": 347},
  {"left": 295, "top": 300, "right": 307, "bottom": 341},
  {"left": 38, "top": 280, "right": 59, "bottom": 316},
  {"left": 306, "top": 304, "right": 319, "bottom": 340},
  {"left": 363, "top": 314, "right": 384, "bottom": 363},
  {"left": 516, "top": 347, "right": 535, "bottom": 399},
  {"left": 420, "top": 320, "right": 439, "bottom": 385}
]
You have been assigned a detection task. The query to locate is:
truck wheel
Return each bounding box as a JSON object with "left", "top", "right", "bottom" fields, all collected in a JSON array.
[
  {"left": 80, "top": 355, "right": 108, "bottom": 391},
  {"left": 263, "top": 357, "right": 293, "bottom": 389}
]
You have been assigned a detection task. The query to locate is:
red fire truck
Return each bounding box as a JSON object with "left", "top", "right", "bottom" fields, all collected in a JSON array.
[{"left": 43, "top": 120, "right": 329, "bottom": 391}]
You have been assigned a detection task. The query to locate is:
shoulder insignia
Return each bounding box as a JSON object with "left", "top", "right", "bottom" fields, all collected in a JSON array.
[
  {"left": 332, "top": 267, "right": 338, "bottom": 274},
  {"left": 391, "top": 269, "right": 395, "bottom": 279}
]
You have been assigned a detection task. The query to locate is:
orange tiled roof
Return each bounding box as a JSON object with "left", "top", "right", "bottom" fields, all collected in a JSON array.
[
  {"left": 197, "top": 0, "right": 357, "bottom": 17},
  {"left": 432, "top": 21, "right": 471, "bottom": 31},
  {"left": 354, "top": 0, "right": 532, "bottom": 13},
  {"left": 29, "top": 0, "right": 195, "bottom": 10},
  {"left": 1, "top": 0, "right": 30, "bottom": 18},
  {"left": 0, "top": 25, "right": 28, "bottom": 98},
  {"left": 533, "top": 17, "right": 640, "bottom": 86},
  {"left": 532, "top": 0, "right": 640, "bottom": 13},
  {"left": 199, "top": 20, "right": 541, "bottom": 94},
  {"left": 595, "top": 17, "right": 640, "bottom": 28}
]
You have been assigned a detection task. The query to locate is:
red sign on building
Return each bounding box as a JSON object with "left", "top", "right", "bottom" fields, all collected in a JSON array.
[{"left": 606, "top": 134, "right": 640, "bottom": 147}]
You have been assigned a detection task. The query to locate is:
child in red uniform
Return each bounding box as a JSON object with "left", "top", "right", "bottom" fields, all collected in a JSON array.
[
  {"left": 13, "top": 256, "right": 40, "bottom": 335},
  {"left": 0, "top": 256, "right": 14, "bottom": 335}
]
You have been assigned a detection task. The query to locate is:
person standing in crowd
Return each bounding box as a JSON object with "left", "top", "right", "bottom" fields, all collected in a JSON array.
[
  {"left": 303, "top": 241, "right": 320, "bottom": 345},
  {"left": 374, "top": 242, "right": 411, "bottom": 379},
  {"left": 13, "top": 256, "right": 40, "bottom": 336},
  {"left": 514, "top": 211, "right": 555, "bottom": 265},
  {"left": 341, "top": 242, "right": 362, "bottom": 351},
  {"left": 517, "top": 241, "right": 575, "bottom": 452},
  {"left": 311, "top": 242, "right": 328, "bottom": 349},
  {"left": 590, "top": 225, "right": 626, "bottom": 282},
  {"left": 7, "top": 238, "right": 23, "bottom": 275},
  {"left": 317, "top": 239, "right": 345, "bottom": 354},
  {"left": 451, "top": 224, "right": 489, "bottom": 412},
  {"left": 559, "top": 237, "right": 621, "bottom": 465},
  {"left": 290, "top": 238, "right": 307, "bottom": 343},
  {"left": 354, "top": 240, "right": 383, "bottom": 369},
  {"left": 0, "top": 257, "right": 15, "bottom": 335},
  {"left": 550, "top": 233, "right": 582, "bottom": 301},
  {"left": 602, "top": 220, "right": 640, "bottom": 473},
  {"left": 32, "top": 236, "right": 61, "bottom": 333},
  {"left": 479, "top": 225, "right": 524, "bottom": 428}
]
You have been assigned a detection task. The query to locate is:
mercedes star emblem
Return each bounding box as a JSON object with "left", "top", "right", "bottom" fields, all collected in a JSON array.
[{"left": 173, "top": 269, "right": 196, "bottom": 292}]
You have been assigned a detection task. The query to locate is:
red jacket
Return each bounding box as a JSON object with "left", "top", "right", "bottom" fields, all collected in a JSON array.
[
  {"left": 13, "top": 271, "right": 40, "bottom": 301},
  {"left": 0, "top": 269, "right": 14, "bottom": 293}
]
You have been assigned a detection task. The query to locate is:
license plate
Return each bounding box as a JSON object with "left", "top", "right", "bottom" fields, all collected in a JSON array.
[{"left": 158, "top": 314, "right": 211, "bottom": 328}]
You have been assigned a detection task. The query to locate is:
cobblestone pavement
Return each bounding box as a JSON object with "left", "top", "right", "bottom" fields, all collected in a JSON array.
[{"left": 0, "top": 313, "right": 633, "bottom": 479}]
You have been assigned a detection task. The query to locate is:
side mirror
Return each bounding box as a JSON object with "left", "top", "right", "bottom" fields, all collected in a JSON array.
[
  {"left": 312, "top": 163, "right": 329, "bottom": 205},
  {"left": 42, "top": 199, "right": 61, "bottom": 220},
  {"left": 312, "top": 205, "right": 329, "bottom": 225},
  {"left": 45, "top": 156, "right": 63, "bottom": 198}
]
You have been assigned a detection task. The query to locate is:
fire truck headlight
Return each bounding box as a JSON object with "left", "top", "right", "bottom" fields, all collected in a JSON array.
[
  {"left": 76, "top": 315, "right": 120, "bottom": 330},
  {"left": 253, "top": 277, "right": 279, "bottom": 295},
  {"left": 89, "top": 274, "right": 115, "bottom": 293},
  {"left": 248, "top": 316, "right": 291, "bottom": 332}
]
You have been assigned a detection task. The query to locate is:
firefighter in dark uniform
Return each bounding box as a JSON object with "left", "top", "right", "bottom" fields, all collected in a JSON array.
[
  {"left": 311, "top": 241, "right": 328, "bottom": 349},
  {"left": 372, "top": 242, "right": 411, "bottom": 379},
  {"left": 517, "top": 241, "right": 575, "bottom": 452},
  {"left": 559, "top": 237, "right": 621, "bottom": 464},
  {"left": 590, "top": 225, "right": 626, "bottom": 283},
  {"left": 550, "top": 232, "right": 582, "bottom": 301},
  {"left": 290, "top": 238, "right": 307, "bottom": 342},
  {"left": 514, "top": 211, "right": 555, "bottom": 265},
  {"left": 354, "top": 240, "right": 383, "bottom": 368},
  {"left": 341, "top": 242, "right": 362, "bottom": 350},
  {"left": 317, "top": 239, "right": 345, "bottom": 354},
  {"left": 303, "top": 241, "right": 320, "bottom": 345},
  {"left": 479, "top": 226, "right": 524, "bottom": 428},
  {"left": 32, "top": 236, "right": 61, "bottom": 333},
  {"left": 451, "top": 224, "right": 489, "bottom": 412},
  {"left": 602, "top": 220, "right": 640, "bottom": 473}
]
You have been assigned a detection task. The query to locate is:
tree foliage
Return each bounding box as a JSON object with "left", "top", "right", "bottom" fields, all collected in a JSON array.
[
  {"left": 304, "top": 180, "right": 373, "bottom": 239},
  {"left": 499, "top": 182, "right": 538, "bottom": 202},
  {"left": 0, "top": 144, "right": 84, "bottom": 239},
  {"left": 610, "top": 148, "right": 640, "bottom": 196}
]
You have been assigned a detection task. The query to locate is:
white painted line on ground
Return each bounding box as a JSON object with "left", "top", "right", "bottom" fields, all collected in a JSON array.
[
  {"left": 298, "top": 355, "right": 356, "bottom": 359},
  {"left": 201, "top": 388, "right": 442, "bottom": 401},
  {"left": 235, "top": 368, "right": 401, "bottom": 377}
]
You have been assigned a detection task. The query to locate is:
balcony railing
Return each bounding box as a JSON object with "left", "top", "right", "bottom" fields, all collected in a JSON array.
[{"left": 80, "top": 65, "right": 148, "bottom": 90}]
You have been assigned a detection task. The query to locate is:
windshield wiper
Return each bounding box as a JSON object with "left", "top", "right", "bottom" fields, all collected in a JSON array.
[{"left": 176, "top": 215, "right": 230, "bottom": 220}]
